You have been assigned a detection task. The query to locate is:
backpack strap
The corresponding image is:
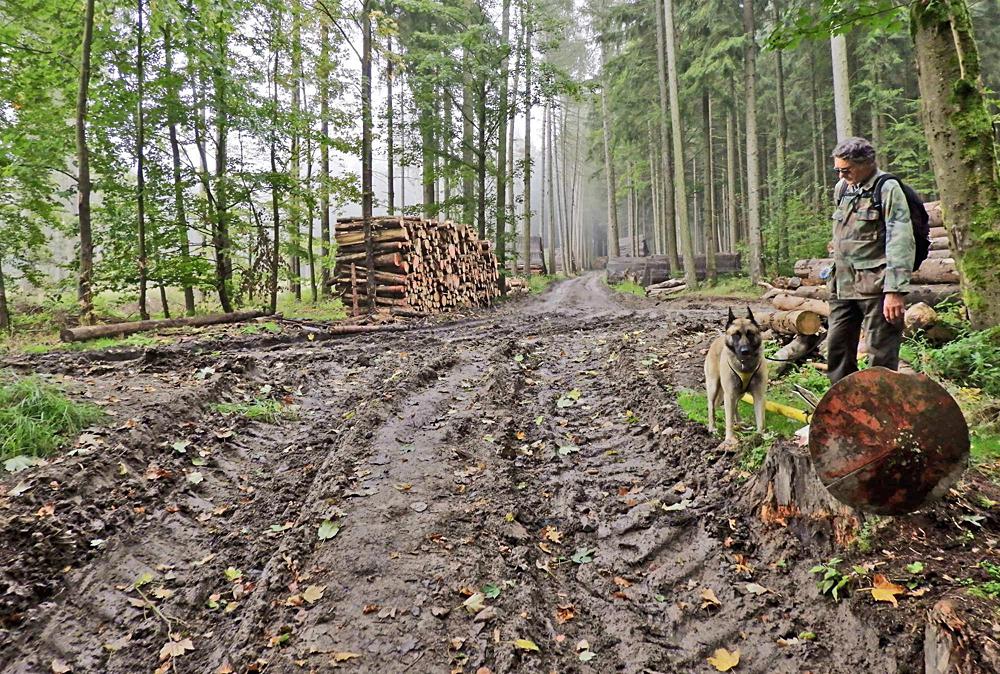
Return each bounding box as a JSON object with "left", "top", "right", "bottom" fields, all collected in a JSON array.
[{"left": 869, "top": 172, "right": 898, "bottom": 214}]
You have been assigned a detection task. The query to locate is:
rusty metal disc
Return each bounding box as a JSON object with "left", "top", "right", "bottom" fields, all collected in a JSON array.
[{"left": 809, "top": 367, "right": 969, "bottom": 515}]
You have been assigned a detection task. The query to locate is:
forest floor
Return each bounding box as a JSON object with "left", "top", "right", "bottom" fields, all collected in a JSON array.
[{"left": 1, "top": 273, "right": 998, "bottom": 674}]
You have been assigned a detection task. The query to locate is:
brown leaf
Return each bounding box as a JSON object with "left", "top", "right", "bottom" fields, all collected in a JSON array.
[
  {"left": 540, "top": 526, "right": 562, "bottom": 543},
  {"left": 700, "top": 588, "right": 721, "bottom": 609},
  {"left": 216, "top": 664, "right": 235, "bottom": 674},
  {"left": 362, "top": 604, "right": 379, "bottom": 614},
  {"left": 159, "top": 637, "right": 194, "bottom": 660},
  {"left": 707, "top": 647, "right": 740, "bottom": 671},
  {"left": 555, "top": 604, "right": 575, "bottom": 624},
  {"left": 302, "top": 584, "right": 326, "bottom": 605},
  {"left": 332, "top": 651, "right": 361, "bottom": 662},
  {"left": 871, "top": 574, "right": 905, "bottom": 607},
  {"left": 51, "top": 660, "right": 72, "bottom": 673},
  {"left": 613, "top": 576, "right": 632, "bottom": 589}
]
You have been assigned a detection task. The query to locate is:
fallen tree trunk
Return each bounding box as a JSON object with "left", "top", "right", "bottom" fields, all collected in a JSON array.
[
  {"left": 60, "top": 310, "right": 269, "bottom": 342},
  {"left": 771, "top": 293, "right": 830, "bottom": 317},
  {"left": 768, "top": 333, "right": 825, "bottom": 378},
  {"left": 758, "top": 310, "right": 823, "bottom": 336},
  {"left": 925, "top": 201, "right": 943, "bottom": 227}
]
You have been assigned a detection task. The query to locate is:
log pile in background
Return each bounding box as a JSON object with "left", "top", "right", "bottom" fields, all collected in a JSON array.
[
  {"left": 606, "top": 253, "right": 742, "bottom": 284},
  {"left": 333, "top": 216, "right": 499, "bottom": 316}
]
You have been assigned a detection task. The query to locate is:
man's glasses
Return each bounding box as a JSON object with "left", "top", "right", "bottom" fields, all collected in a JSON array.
[{"left": 832, "top": 167, "right": 852, "bottom": 175}]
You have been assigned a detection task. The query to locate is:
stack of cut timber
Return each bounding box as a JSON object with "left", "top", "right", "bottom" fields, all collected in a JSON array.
[
  {"left": 605, "top": 253, "right": 742, "bottom": 284},
  {"left": 333, "top": 216, "right": 499, "bottom": 315},
  {"left": 646, "top": 278, "right": 686, "bottom": 297},
  {"left": 618, "top": 236, "right": 650, "bottom": 257},
  {"left": 514, "top": 236, "right": 547, "bottom": 274}
]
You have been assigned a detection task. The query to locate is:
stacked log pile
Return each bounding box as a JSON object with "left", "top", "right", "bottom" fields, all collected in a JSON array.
[{"left": 334, "top": 216, "right": 499, "bottom": 316}]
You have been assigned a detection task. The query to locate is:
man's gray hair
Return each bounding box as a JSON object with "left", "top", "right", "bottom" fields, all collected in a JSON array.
[{"left": 831, "top": 137, "right": 877, "bottom": 164}]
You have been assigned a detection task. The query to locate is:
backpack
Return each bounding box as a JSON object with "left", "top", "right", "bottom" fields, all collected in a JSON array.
[{"left": 869, "top": 173, "right": 931, "bottom": 271}]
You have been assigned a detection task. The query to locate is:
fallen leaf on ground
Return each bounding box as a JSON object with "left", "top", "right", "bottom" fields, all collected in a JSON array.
[
  {"left": 463, "top": 592, "right": 486, "bottom": 613},
  {"left": 159, "top": 637, "right": 194, "bottom": 660},
  {"left": 744, "top": 583, "right": 768, "bottom": 596},
  {"left": 216, "top": 664, "right": 234, "bottom": 674},
  {"left": 302, "top": 584, "right": 325, "bottom": 604},
  {"left": 613, "top": 576, "right": 632, "bottom": 588},
  {"left": 555, "top": 604, "right": 575, "bottom": 624},
  {"left": 152, "top": 587, "right": 174, "bottom": 600},
  {"left": 579, "top": 650, "right": 596, "bottom": 662},
  {"left": 700, "top": 588, "right": 721, "bottom": 608},
  {"left": 51, "top": 659, "right": 72, "bottom": 673},
  {"left": 871, "top": 574, "right": 905, "bottom": 607},
  {"left": 707, "top": 647, "right": 740, "bottom": 671},
  {"left": 540, "top": 526, "right": 562, "bottom": 543},
  {"left": 332, "top": 652, "right": 361, "bottom": 662},
  {"left": 576, "top": 639, "right": 590, "bottom": 652},
  {"left": 318, "top": 519, "right": 341, "bottom": 540},
  {"left": 513, "top": 638, "right": 540, "bottom": 652}
]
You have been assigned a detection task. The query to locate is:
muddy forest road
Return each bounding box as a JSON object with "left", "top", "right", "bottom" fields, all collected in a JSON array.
[{"left": 0, "top": 274, "right": 938, "bottom": 673}]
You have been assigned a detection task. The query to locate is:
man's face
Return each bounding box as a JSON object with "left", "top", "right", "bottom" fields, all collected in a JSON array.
[{"left": 833, "top": 157, "right": 874, "bottom": 186}]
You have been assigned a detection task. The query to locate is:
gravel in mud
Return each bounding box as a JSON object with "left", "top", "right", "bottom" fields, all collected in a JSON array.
[{"left": 1, "top": 273, "right": 997, "bottom": 674}]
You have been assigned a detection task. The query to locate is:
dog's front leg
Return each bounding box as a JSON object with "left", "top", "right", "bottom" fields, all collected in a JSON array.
[
  {"left": 751, "top": 388, "right": 765, "bottom": 434},
  {"left": 722, "top": 393, "right": 738, "bottom": 443}
]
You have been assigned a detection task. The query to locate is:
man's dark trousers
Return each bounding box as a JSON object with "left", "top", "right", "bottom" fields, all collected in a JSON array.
[{"left": 827, "top": 297, "right": 903, "bottom": 384}]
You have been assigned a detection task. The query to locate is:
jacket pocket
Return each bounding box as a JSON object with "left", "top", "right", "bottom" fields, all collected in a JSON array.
[
  {"left": 853, "top": 260, "right": 886, "bottom": 295},
  {"left": 851, "top": 208, "right": 882, "bottom": 241}
]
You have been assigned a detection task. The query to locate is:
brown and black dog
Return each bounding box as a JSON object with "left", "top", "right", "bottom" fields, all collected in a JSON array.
[{"left": 704, "top": 307, "right": 768, "bottom": 445}]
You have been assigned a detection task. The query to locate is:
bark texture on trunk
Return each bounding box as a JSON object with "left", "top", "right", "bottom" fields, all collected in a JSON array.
[
  {"left": 76, "top": 0, "right": 97, "bottom": 325},
  {"left": 830, "top": 34, "right": 853, "bottom": 140},
  {"left": 742, "top": 0, "right": 763, "bottom": 283},
  {"left": 912, "top": 0, "right": 1000, "bottom": 329},
  {"left": 663, "top": 0, "right": 695, "bottom": 286},
  {"left": 654, "top": 0, "right": 679, "bottom": 272}
]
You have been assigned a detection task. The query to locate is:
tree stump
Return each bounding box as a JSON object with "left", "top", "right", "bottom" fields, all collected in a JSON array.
[
  {"left": 749, "top": 442, "right": 860, "bottom": 547},
  {"left": 924, "top": 596, "right": 1000, "bottom": 673}
]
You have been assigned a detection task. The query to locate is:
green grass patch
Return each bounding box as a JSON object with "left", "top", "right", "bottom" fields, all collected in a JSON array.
[
  {"left": 239, "top": 321, "right": 282, "bottom": 336},
  {"left": 16, "top": 333, "right": 162, "bottom": 355},
  {"left": 680, "top": 274, "right": 765, "bottom": 300},
  {"left": 0, "top": 375, "right": 104, "bottom": 463},
  {"left": 276, "top": 294, "right": 347, "bottom": 322},
  {"left": 214, "top": 398, "right": 291, "bottom": 423},
  {"left": 968, "top": 561, "right": 1000, "bottom": 600},
  {"left": 524, "top": 274, "right": 563, "bottom": 294},
  {"left": 609, "top": 279, "right": 646, "bottom": 297}
]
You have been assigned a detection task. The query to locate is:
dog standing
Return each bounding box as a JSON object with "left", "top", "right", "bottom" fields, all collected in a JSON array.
[{"left": 704, "top": 307, "right": 768, "bottom": 445}]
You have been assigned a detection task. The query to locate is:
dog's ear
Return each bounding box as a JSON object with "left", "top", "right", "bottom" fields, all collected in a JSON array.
[
  {"left": 727, "top": 307, "right": 736, "bottom": 326},
  {"left": 746, "top": 306, "right": 758, "bottom": 326}
]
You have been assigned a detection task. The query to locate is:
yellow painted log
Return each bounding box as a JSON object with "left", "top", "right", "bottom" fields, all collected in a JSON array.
[{"left": 741, "top": 394, "right": 812, "bottom": 424}]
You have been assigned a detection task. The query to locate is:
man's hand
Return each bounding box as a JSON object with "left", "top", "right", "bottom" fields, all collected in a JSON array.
[{"left": 883, "top": 292, "right": 905, "bottom": 323}]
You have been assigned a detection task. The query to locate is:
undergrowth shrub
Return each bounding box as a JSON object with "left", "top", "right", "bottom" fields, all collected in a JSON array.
[{"left": 0, "top": 375, "right": 104, "bottom": 461}]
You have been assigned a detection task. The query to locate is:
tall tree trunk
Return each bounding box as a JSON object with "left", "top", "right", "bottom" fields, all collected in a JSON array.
[
  {"left": 495, "top": 0, "right": 511, "bottom": 291},
  {"left": 305, "top": 80, "right": 317, "bottom": 304},
  {"left": 477, "top": 82, "right": 487, "bottom": 239},
  {"left": 809, "top": 44, "right": 822, "bottom": 212},
  {"left": 76, "top": 0, "right": 96, "bottom": 325},
  {"left": 507, "top": 13, "right": 523, "bottom": 261},
  {"left": 522, "top": 3, "right": 533, "bottom": 275},
  {"left": 462, "top": 46, "right": 474, "bottom": 227},
  {"left": 442, "top": 90, "right": 451, "bottom": 221},
  {"left": 558, "top": 103, "right": 571, "bottom": 274},
  {"left": 387, "top": 36, "right": 395, "bottom": 216},
  {"left": 648, "top": 122, "right": 661, "bottom": 258},
  {"left": 420, "top": 103, "right": 436, "bottom": 217},
  {"left": 289, "top": 0, "right": 304, "bottom": 299},
  {"left": 654, "top": 0, "right": 679, "bottom": 272},
  {"left": 702, "top": 90, "right": 717, "bottom": 283},
  {"left": 831, "top": 34, "right": 853, "bottom": 140},
  {"left": 742, "top": 0, "right": 763, "bottom": 283},
  {"left": 726, "top": 101, "right": 738, "bottom": 253},
  {"left": 163, "top": 24, "right": 196, "bottom": 316},
  {"left": 773, "top": 0, "right": 788, "bottom": 272},
  {"left": 599, "top": 44, "right": 620, "bottom": 258},
  {"left": 362, "top": 0, "right": 375, "bottom": 309},
  {"left": 912, "top": 0, "right": 1000, "bottom": 328},
  {"left": 871, "top": 67, "right": 886, "bottom": 166},
  {"left": 213, "top": 27, "right": 233, "bottom": 313},
  {"left": 546, "top": 101, "right": 557, "bottom": 273},
  {"left": 319, "top": 18, "right": 331, "bottom": 297},
  {"left": 0, "top": 265, "right": 9, "bottom": 331},
  {"left": 664, "top": 0, "right": 696, "bottom": 286},
  {"left": 269, "top": 14, "right": 281, "bottom": 314},
  {"left": 136, "top": 0, "right": 149, "bottom": 320}
]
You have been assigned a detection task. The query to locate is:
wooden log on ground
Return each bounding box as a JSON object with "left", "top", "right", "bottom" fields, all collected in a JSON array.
[
  {"left": 758, "top": 310, "right": 823, "bottom": 336},
  {"left": 931, "top": 236, "right": 949, "bottom": 251},
  {"left": 925, "top": 201, "right": 943, "bottom": 227},
  {"left": 60, "top": 310, "right": 269, "bottom": 343},
  {"left": 749, "top": 444, "right": 860, "bottom": 547},
  {"left": 927, "top": 248, "right": 952, "bottom": 259},
  {"left": 771, "top": 293, "right": 830, "bottom": 317},
  {"left": 795, "top": 256, "right": 958, "bottom": 284},
  {"left": 768, "top": 333, "right": 825, "bottom": 378},
  {"left": 930, "top": 225, "right": 947, "bottom": 239}
]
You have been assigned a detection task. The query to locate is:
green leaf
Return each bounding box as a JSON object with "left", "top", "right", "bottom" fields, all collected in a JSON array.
[
  {"left": 557, "top": 444, "right": 580, "bottom": 456},
  {"left": 482, "top": 583, "right": 501, "bottom": 599},
  {"left": 224, "top": 567, "right": 243, "bottom": 582},
  {"left": 513, "top": 638, "right": 540, "bottom": 652},
  {"left": 579, "top": 650, "right": 596, "bottom": 662},
  {"left": 186, "top": 471, "right": 204, "bottom": 485},
  {"left": 798, "top": 631, "right": 816, "bottom": 641},
  {"left": 571, "top": 548, "right": 594, "bottom": 564},
  {"left": 514, "top": 354, "right": 524, "bottom": 362},
  {"left": 3, "top": 455, "right": 43, "bottom": 473},
  {"left": 133, "top": 572, "right": 155, "bottom": 589},
  {"left": 318, "top": 519, "right": 341, "bottom": 540},
  {"left": 191, "top": 456, "right": 207, "bottom": 466},
  {"left": 906, "top": 562, "right": 924, "bottom": 574},
  {"left": 172, "top": 440, "right": 190, "bottom": 453}
]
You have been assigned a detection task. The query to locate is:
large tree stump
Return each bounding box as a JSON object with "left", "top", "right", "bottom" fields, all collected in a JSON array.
[
  {"left": 924, "top": 597, "right": 1000, "bottom": 673},
  {"left": 749, "top": 443, "right": 860, "bottom": 547}
]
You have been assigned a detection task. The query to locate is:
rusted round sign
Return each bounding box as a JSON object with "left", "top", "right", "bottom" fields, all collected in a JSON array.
[{"left": 809, "top": 367, "right": 969, "bottom": 515}]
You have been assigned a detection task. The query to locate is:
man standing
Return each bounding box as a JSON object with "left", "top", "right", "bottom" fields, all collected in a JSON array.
[{"left": 827, "top": 137, "right": 916, "bottom": 384}]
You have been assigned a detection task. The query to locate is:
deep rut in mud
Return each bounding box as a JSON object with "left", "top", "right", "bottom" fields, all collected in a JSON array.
[{"left": 0, "top": 274, "right": 956, "bottom": 673}]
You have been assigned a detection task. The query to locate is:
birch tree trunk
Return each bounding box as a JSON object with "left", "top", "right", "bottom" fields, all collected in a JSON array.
[
  {"left": 664, "top": 0, "right": 696, "bottom": 286},
  {"left": 743, "top": 0, "right": 763, "bottom": 283},
  {"left": 912, "top": 0, "right": 1000, "bottom": 328},
  {"left": 831, "top": 34, "right": 853, "bottom": 140}
]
